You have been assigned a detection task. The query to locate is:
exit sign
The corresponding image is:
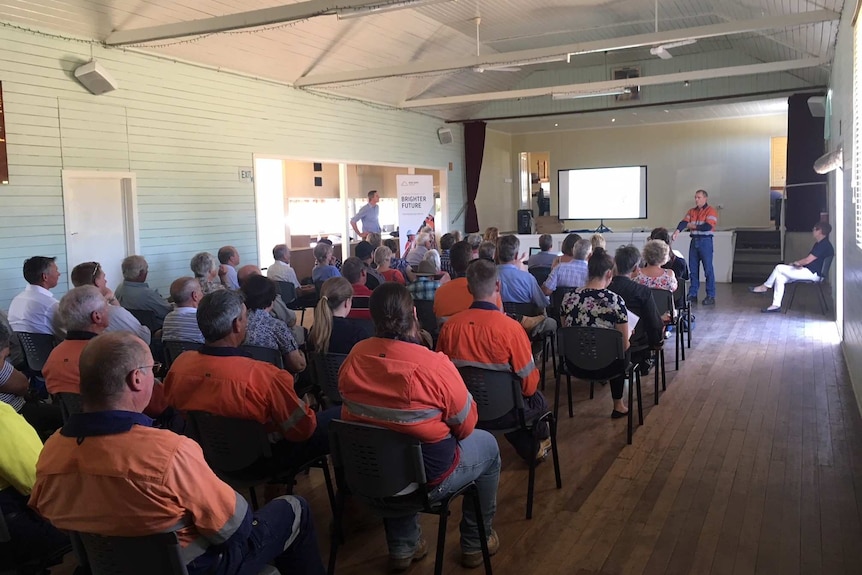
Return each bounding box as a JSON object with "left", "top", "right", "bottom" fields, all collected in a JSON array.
[{"left": 238, "top": 167, "right": 253, "bottom": 183}]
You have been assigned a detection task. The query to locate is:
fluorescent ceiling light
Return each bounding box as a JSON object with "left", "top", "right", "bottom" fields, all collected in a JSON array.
[
  {"left": 552, "top": 88, "right": 632, "bottom": 100},
  {"left": 481, "top": 55, "right": 567, "bottom": 71},
  {"left": 336, "top": 0, "right": 455, "bottom": 19}
]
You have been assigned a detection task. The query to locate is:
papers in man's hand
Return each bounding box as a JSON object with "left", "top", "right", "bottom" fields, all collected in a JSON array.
[{"left": 628, "top": 310, "right": 640, "bottom": 340}]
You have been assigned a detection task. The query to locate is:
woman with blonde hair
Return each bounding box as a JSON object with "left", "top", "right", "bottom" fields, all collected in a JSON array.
[
  {"left": 374, "top": 246, "right": 406, "bottom": 285},
  {"left": 483, "top": 226, "right": 499, "bottom": 244},
  {"left": 308, "top": 277, "right": 372, "bottom": 355},
  {"left": 590, "top": 233, "right": 606, "bottom": 252}
]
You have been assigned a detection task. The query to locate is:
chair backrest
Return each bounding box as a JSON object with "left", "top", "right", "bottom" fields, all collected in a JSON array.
[
  {"left": 74, "top": 531, "right": 187, "bottom": 575},
  {"left": 329, "top": 419, "right": 427, "bottom": 501},
  {"left": 650, "top": 288, "right": 675, "bottom": 320},
  {"left": 127, "top": 309, "right": 160, "bottom": 332},
  {"left": 15, "top": 332, "right": 56, "bottom": 372},
  {"left": 414, "top": 300, "right": 439, "bottom": 338},
  {"left": 549, "top": 287, "right": 576, "bottom": 324},
  {"left": 672, "top": 276, "right": 687, "bottom": 309},
  {"left": 819, "top": 255, "right": 834, "bottom": 280},
  {"left": 502, "top": 301, "right": 543, "bottom": 317},
  {"left": 558, "top": 326, "right": 625, "bottom": 373},
  {"left": 311, "top": 352, "right": 348, "bottom": 404},
  {"left": 162, "top": 341, "right": 202, "bottom": 369},
  {"left": 186, "top": 411, "right": 271, "bottom": 472},
  {"left": 457, "top": 366, "right": 523, "bottom": 422},
  {"left": 55, "top": 392, "right": 83, "bottom": 423},
  {"left": 240, "top": 345, "right": 285, "bottom": 369},
  {"left": 528, "top": 266, "right": 552, "bottom": 288},
  {"left": 276, "top": 281, "right": 297, "bottom": 304}
]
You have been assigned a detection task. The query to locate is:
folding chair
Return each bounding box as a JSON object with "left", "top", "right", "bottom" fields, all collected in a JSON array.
[
  {"left": 501, "top": 302, "right": 556, "bottom": 391},
  {"left": 15, "top": 332, "right": 56, "bottom": 375},
  {"left": 457, "top": 366, "right": 561, "bottom": 519},
  {"left": 328, "top": 420, "right": 493, "bottom": 575},
  {"left": 241, "top": 345, "right": 285, "bottom": 369},
  {"left": 528, "top": 266, "right": 552, "bottom": 288},
  {"left": 310, "top": 352, "right": 348, "bottom": 406}
]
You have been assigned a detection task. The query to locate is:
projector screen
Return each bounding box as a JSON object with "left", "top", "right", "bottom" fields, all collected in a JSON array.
[{"left": 558, "top": 166, "right": 647, "bottom": 220}]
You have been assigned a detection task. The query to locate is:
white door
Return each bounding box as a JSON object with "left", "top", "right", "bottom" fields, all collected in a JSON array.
[{"left": 62, "top": 171, "right": 139, "bottom": 292}]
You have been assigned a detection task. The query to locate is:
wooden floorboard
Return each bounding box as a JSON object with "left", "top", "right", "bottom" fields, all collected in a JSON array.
[{"left": 50, "top": 284, "right": 862, "bottom": 575}]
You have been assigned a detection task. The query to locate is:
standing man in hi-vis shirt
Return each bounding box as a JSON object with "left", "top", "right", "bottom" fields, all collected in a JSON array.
[{"left": 672, "top": 189, "right": 718, "bottom": 306}]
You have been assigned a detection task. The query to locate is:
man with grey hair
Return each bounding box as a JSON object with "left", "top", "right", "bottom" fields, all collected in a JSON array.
[
  {"left": 466, "top": 233, "right": 483, "bottom": 259},
  {"left": 165, "top": 291, "right": 335, "bottom": 469},
  {"left": 161, "top": 277, "right": 205, "bottom": 344},
  {"left": 0, "top": 317, "right": 62, "bottom": 435},
  {"left": 218, "top": 245, "right": 241, "bottom": 290},
  {"left": 542, "top": 238, "right": 591, "bottom": 295},
  {"left": 406, "top": 231, "right": 432, "bottom": 266},
  {"left": 114, "top": 255, "right": 172, "bottom": 327},
  {"left": 267, "top": 244, "right": 300, "bottom": 288},
  {"left": 32, "top": 331, "right": 327, "bottom": 575}
]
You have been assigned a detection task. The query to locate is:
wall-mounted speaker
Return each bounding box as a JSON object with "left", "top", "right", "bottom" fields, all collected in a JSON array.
[
  {"left": 807, "top": 96, "right": 826, "bottom": 118},
  {"left": 437, "top": 128, "right": 453, "bottom": 145},
  {"left": 74, "top": 61, "right": 118, "bottom": 95}
]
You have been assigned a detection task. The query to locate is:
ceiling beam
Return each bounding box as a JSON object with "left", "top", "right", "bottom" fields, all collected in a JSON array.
[
  {"left": 293, "top": 9, "right": 838, "bottom": 87},
  {"left": 105, "top": 0, "right": 396, "bottom": 46},
  {"left": 397, "top": 57, "right": 828, "bottom": 108}
]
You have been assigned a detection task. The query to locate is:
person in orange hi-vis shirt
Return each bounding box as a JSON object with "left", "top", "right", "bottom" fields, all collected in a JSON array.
[{"left": 672, "top": 189, "right": 718, "bottom": 306}]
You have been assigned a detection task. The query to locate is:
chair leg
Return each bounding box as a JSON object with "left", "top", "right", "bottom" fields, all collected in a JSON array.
[
  {"left": 785, "top": 283, "right": 797, "bottom": 313},
  {"left": 526, "top": 433, "right": 537, "bottom": 520},
  {"left": 654, "top": 350, "right": 660, "bottom": 406},
  {"left": 636, "top": 370, "right": 644, "bottom": 425},
  {"left": 550, "top": 335, "right": 558, "bottom": 378},
  {"left": 567, "top": 375, "right": 574, "bottom": 419},
  {"left": 553, "top": 373, "right": 561, "bottom": 420},
  {"left": 321, "top": 458, "right": 336, "bottom": 518},
  {"left": 660, "top": 349, "right": 667, "bottom": 392},
  {"left": 469, "top": 484, "right": 493, "bottom": 575},
  {"left": 627, "top": 370, "right": 634, "bottom": 445},
  {"left": 818, "top": 284, "right": 828, "bottom": 315},
  {"left": 540, "top": 337, "right": 547, "bottom": 391},
  {"left": 589, "top": 378, "right": 594, "bottom": 400},
  {"left": 686, "top": 306, "right": 692, "bottom": 349},
  {"left": 434, "top": 501, "right": 450, "bottom": 575},
  {"left": 549, "top": 415, "right": 562, "bottom": 489}
]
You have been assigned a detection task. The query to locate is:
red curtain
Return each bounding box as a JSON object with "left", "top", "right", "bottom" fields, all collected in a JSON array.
[{"left": 463, "top": 121, "right": 486, "bottom": 233}]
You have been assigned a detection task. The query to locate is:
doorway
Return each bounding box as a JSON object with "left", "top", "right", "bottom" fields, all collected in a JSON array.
[{"left": 62, "top": 171, "right": 139, "bottom": 291}]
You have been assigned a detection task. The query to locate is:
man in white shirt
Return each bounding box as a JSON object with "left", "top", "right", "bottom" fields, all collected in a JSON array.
[
  {"left": 161, "top": 277, "right": 205, "bottom": 344},
  {"left": 7, "top": 256, "right": 64, "bottom": 339},
  {"left": 267, "top": 244, "right": 301, "bottom": 288},
  {"left": 218, "top": 246, "right": 241, "bottom": 290}
]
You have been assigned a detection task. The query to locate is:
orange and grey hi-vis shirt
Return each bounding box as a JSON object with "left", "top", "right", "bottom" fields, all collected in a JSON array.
[
  {"left": 677, "top": 204, "right": 718, "bottom": 237},
  {"left": 30, "top": 411, "right": 248, "bottom": 565}
]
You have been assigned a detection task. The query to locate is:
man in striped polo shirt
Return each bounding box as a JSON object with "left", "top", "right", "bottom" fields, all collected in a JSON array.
[{"left": 673, "top": 189, "right": 719, "bottom": 305}]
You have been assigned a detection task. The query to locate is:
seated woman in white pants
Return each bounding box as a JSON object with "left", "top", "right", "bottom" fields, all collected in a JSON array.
[{"left": 749, "top": 222, "right": 834, "bottom": 313}]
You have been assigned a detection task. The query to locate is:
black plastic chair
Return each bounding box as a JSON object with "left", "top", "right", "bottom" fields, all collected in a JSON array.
[
  {"left": 457, "top": 366, "right": 561, "bottom": 519},
  {"left": 648, "top": 289, "right": 676, "bottom": 402},
  {"left": 672, "top": 277, "right": 692, "bottom": 350},
  {"left": 502, "top": 302, "right": 557, "bottom": 390},
  {"left": 277, "top": 281, "right": 315, "bottom": 324},
  {"left": 556, "top": 327, "right": 643, "bottom": 445},
  {"left": 328, "top": 419, "right": 493, "bottom": 575},
  {"left": 162, "top": 340, "right": 203, "bottom": 369},
  {"left": 186, "top": 411, "right": 334, "bottom": 515},
  {"left": 785, "top": 255, "right": 833, "bottom": 315},
  {"left": 54, "top": 391, "right": 83, "bottom": 423},
  {"left": 241, "top": 345, "right": 285, "bottom": 369},
  {"left": 548, "top": 287, "right": 574, "bottom": 325},
  {"left": 15, "top": 332, "right": 56, "bottom": 375},
  {"left": 127, "top": 309, "right": 161, "bottom": 332},
  {"left": 72, "top": 530, "right": 280, "bottom": 575},
  {"left": 310, "top": 352, "right": 348, "bottom": 405},
  {"left": 414, "top": 300, "right": 439, "bottom": 345},
  {"left": 528, "top": 266, "right": 552, "bottom": 288}
]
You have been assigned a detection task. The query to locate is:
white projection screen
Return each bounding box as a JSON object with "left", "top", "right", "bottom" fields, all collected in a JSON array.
[{"left": 558, "top": 166, "right": 647, "bottom": 220}]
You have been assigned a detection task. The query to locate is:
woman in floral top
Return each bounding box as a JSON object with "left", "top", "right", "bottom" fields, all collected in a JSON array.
[
  {"left": 633, "top": 240, "right": 678, "bottom": 293},
  {"left": 559, "top": 247, "right": 631, "bottom": 418},
  {"left": 240, "top": 274, "right": 307, "bottom": 374}
]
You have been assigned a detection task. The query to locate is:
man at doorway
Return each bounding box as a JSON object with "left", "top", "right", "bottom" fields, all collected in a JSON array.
[
  {"left": 350, "top": 190, "right": 381, "bottom": 240},
  {"left": 672, "top": 189, "right": 718, "bottom": 306}
]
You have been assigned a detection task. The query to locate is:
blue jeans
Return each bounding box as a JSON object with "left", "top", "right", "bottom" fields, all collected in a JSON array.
[
  {"left": 383, "top": 429, "right": 501, "bottom": 557},
  {"left": 688, "top": 236, "right": 715, "bottom": 298},
  {"left": 189, "top": 495, "right": 325, "bottom": 575}
]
